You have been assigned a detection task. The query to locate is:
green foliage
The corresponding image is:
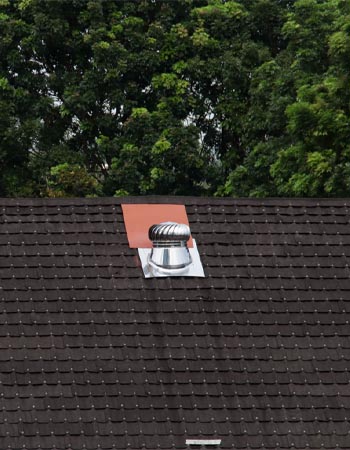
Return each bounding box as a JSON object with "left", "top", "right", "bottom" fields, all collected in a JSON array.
[
  {"left": 224, "top": 0, "right": 350, "bottom": 198},
  {"left": 1, "top": 0, "right": 350, "bottom": 198},
  {"left": 47, "top": 163, "right": 100, "bottom": 197}
]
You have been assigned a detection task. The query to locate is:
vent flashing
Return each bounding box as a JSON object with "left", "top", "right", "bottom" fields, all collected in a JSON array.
[
  {"left": 121, "top": 204, "right": 204, "bottom": 278},
  {"left": 121, "top": 204, "right": 193, "bottom": 248}
]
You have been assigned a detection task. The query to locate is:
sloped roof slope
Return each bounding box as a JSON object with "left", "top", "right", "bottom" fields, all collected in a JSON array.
[{"left": 0, "top": 196, "right": 350, "bottom": 450}]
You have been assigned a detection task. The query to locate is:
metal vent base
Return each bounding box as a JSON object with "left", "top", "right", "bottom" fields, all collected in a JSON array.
[{"left": 138, "top": 239, "right": 205, "bottom": 278}]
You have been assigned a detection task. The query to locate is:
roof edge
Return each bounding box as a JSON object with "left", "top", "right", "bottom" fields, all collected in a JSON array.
[{"left": 0, "top": 196, "right": 349, "bottom": 207}]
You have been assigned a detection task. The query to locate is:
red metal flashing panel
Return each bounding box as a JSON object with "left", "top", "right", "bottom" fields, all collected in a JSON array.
[{"left": 121, "top": 204, "right": 193, "bottom": 248}]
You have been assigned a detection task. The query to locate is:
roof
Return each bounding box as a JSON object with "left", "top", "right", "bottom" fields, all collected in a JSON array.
[{"left": 0, "top": 196, "right": 350, "bottom": 450}]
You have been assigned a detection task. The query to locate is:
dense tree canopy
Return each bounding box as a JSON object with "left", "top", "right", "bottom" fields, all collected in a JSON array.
[{"left": 0, "top": 0, "right": 349, "bottom": 197}]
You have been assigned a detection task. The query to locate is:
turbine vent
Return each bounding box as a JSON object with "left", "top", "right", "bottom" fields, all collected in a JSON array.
[
  {"left": 121, "top": 204, "right": 205, "bottom": 278},
  {"left": 149, "top": 222, "right": 192, "bottom": 270},
  {"left": 149, "top": 222, "right": 191, "bottom": 247}
]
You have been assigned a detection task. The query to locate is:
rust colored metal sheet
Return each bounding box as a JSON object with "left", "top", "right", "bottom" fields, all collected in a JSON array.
[{"left": 121, "top": 204, "right": 193, "bottom": 248}]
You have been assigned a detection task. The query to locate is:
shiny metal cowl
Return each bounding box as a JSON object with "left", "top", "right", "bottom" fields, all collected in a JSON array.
[
  {"left": 138, "top": 220, "right": 205, "bottom": 278},
  {"left": 149, "top": 244, "right": 192, "bottom": 270},
  {"left": 149, "top": 222, "right": 191, "bottom": 243},
  {"left": 148, "top": 221, "right": 192, "bottom": 271}
]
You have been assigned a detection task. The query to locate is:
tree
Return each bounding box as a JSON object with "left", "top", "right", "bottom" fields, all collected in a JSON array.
[
  {"left": 1, "top": 0, "right": 350, "bottom": 198},
  {"left": 223, "top": 0, "right": 349, "bottom": 197},
  {"left": 270, "top": 0, "right": 350, "bottom": 197}
]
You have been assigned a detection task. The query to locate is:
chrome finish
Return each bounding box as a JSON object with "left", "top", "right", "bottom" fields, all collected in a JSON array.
[
  {"left": 149, "top": 246, "right": 192, "bottom": 270},
  {"left": 149, "top": 222, "right": 191, "bottom": 245},
  {"left": 149, "top": 221, "right": 192, "bottom": 270},
  {"left": 138, "top": 239, "right": 205, "bottom": 278}
]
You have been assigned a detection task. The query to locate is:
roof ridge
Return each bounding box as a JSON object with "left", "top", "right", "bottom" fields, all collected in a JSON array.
[{"left": 0, "top": 196, "right": 350, "bottom": 207}]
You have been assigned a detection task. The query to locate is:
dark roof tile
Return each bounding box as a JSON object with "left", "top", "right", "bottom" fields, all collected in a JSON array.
[{"left": 1, "top": 197, "right": 350, "bottom": 449}]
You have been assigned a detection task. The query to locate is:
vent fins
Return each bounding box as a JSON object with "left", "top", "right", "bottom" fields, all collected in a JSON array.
[{"left": 149, "top": 222, "right": 191, "bottom": 245}]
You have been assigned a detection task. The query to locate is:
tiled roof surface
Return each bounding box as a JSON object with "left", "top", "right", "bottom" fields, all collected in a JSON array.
[{"left": 0, "top": 196, "right": 350, "bottom": 450}]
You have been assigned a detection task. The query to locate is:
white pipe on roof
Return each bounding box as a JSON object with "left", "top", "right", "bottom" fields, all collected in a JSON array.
[{"left": 186, "top": 439, "right": 222, "bottom": 446}]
